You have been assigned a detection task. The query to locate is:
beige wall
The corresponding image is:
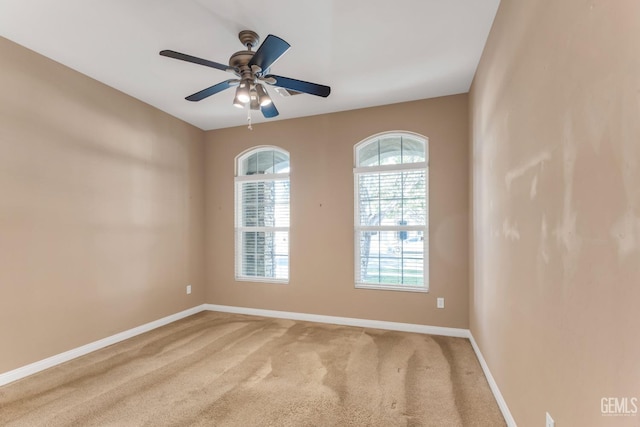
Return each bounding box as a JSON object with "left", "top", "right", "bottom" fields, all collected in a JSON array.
[
  {"left": 205, "top": 95, "right": 469, "bottom": 328},
  {"left": 0, "top": 37, "right": 206, "bottom": 374},
  {"left": 470, "top": 1, "right": 640, "bottom": 425}
]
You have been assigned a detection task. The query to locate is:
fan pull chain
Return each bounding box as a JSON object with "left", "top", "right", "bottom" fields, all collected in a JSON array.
[{"left": 247, "top": 106, "right": 253, "bottom": 131}]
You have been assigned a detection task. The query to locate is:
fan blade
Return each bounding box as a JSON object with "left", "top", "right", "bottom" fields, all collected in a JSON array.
[
  {"left": 185, "top": 80, "right": 239, "bottom": 102},
  {"left": 261, "top": 102, "right": 279, "bottom": 118},
  {"left": 265, "top": 74, "right": 330, "bottom": 97},
  {"left": 248, "top": 35, "right": 291, "bottom": 71},
  {"left": 160, "top": 50, "right": 233, "bottom": 72}
]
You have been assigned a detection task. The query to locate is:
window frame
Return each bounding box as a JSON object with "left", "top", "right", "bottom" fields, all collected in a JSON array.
[
  {"left": 234, "top": 146, "right": 290, "bottom": 284},
  {"left": 353, "top": 131, "right": 429, "bottom": 293}
]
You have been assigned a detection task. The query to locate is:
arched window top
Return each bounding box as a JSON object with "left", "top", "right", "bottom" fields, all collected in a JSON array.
[
  {"left": 237, "top": 146, "right": 290, "bottom": 176},
  {"left": 355, "top": 132, "right": 427, "bottom": 168}
]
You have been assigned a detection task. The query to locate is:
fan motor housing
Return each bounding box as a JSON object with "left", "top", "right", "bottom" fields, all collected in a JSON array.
[{"left": 229, "top": 50, "right": 255, "bottom": 69}]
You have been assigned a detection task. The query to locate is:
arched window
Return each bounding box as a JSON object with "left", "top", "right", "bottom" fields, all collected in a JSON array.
[
  {"left": 235, "top": 147, "right": 290, "bottom": 282},
  {"left": 354, "top": 132, "right": 428, "bottom": 292}
]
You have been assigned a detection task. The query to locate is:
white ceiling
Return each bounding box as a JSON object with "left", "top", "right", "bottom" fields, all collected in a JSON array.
[{"left": 0, "top": 0, "right": 500, "bottom": 131}]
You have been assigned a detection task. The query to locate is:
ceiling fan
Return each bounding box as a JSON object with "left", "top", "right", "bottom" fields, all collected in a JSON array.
[{"left": 160, "top": 30, "right": 331, "bottom": 119}]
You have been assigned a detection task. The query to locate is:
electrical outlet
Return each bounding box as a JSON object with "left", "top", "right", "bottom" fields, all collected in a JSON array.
[
  {"left": 437, "top": 297, "right": 445, "bottom": 309},
  {"left": 186, "top": 285, "right": 192, "bottom": 295},
  {"left": 546, "top": 412, "right": 555, "bottom": 427}
]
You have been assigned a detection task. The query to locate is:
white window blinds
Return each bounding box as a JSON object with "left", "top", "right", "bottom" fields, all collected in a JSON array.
[
  {"left": 235, "top": 147, "right": 290, "bottom": 282},
  {"left": 354, "top": 133, "right": 429, "bottom": 292}
]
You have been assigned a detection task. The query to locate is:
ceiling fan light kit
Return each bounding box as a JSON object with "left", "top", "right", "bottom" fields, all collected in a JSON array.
[{"left": 160, "top": 29, "right": 331, "bottom": 128}]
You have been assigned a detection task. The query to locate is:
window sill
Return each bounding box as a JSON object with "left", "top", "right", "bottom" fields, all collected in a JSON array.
[
  {"left": 355, "top": 283, "right": 429, "bottom": 293},
  {"left": 235, "top": 276, "right": 289, "bottom": 285}
]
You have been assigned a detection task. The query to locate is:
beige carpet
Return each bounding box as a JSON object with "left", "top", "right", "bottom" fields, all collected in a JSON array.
[{"left": 0, "top": 311, "right": 505, "bottom": 426}]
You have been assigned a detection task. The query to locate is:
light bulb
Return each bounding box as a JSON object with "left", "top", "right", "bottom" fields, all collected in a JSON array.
[
  {"left": 236, "top": 80, "right": 250, "bottom": 103},
  {"left": 233, "top": 94, "right": 244, "bottom": 108},
  {"left": 249, "top": 86, "right": 260, "bottom": 110},
  {"left": 256, "top": 84, "right": 272, "bottom": 106}
]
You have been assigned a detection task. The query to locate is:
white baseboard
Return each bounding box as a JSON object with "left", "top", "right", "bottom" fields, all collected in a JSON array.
[
  {"left": 0, "top": 304, "right": 207, "bottom": 387},
  {"left": 204, "top": 304, "right": 469, "bottom": 338},
  {"left": 468, "top": 333, "right": 517, "bottom": 426}
]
